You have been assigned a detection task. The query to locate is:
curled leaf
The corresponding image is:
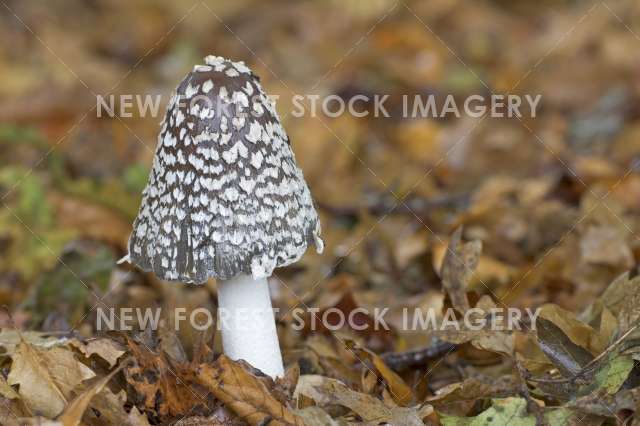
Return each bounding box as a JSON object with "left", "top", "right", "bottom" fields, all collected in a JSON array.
[
  {"left": 197, "top": 355, "right": 305, "bottom": 426},
  {"left": 440, "top": 227, "right": 481, "bottom": 314},
  {"left": 57, "top": 364, "right": 123, "bottom": 426},
  {"left": 7, "top": 340, "right": 95, "bottom": 418},
  {"left": 536, "top": 317, "right": 594, "bottom": 377}
]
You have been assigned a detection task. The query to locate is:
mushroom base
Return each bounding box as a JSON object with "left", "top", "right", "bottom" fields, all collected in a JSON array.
[{"left": 217, "top": 274, "right": 284, "bottom": 378}]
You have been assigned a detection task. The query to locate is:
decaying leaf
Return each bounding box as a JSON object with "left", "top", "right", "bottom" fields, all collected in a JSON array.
[
  {"left": 197, "top": 355, "right": 305, "bottom": 426},
  {"left": 7, "top": 340, "right": 95, "bottom": 418},
  {"left": 569, "top": 386, "right": 640, "bottom": 418},
  {"left": 0, "top": 375, "right": 19, "bottom": 400},
  {"left": 123, "top": 338, "right": 205, "bottom": 418},
  {"left": 539, "top": 304, "right": 607, "bottom": 354},
  {"left": 295, "top": 374, "right": 432, "bottom": 425},
  {"left": 440, "top": 398, "right": 578, "bottom": 426},
  {"left": 346, "top": 341, "right": 414, "bottom": 406},
  {"left": 428, "top": 376, "right": 520, "bottom": 407},
  {"left": 591, "top": 355, "right": 634, "bottom": 395},
  {"left": 597, "top": 272, "right": 640, "bottom": 334},
  {"left": 0, "top": 329, "right": 69, "bottom": 355},
  {"left": 277, "top": 363, "right": 301, "bottom": 399},
  {"left": 57, "top": 364, "right": 123, "bottom": 426},
  {"left": 70, "top": 337, "right": 126, "bottom": 368},
  {"left": 535, "top": 317, "right": 594, "bottom": 377},
  {"left": 294, "top": 407, "right": 347, "bottom": 426},
  {"left": 173, "top": 409, "right": 245, "bottom": 426},
  {"left": 580, "top": 225, "right": 633, "bottom": 269},
  {"left": 437, "top": 297, "right": 515, "bottom": 356},
  {"left": 302, "top": 291, "right": 395, "bottom": 350},
  {"left": 86, "top": 388, "right": 150, "bottom": 426},
  {"left": 440, "top": 227, "right": 482, "bottom": 314}
]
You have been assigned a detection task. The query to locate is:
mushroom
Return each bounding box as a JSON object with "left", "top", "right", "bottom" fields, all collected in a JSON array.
[{"left": 121, "top": 55, "right": 323, "bottom": 378}]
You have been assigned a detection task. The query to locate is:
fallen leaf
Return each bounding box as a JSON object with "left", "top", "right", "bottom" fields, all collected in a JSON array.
[
  {"left": 7, "top": 340, "right": 95, "bottom": 418},
  {"left": 70, "top": 338, "right": 126, "bottom": 368},
  {"left": 440, "top": 227, "right": 481, "bottom": 314},
  {"left": 294, "top": 407, "right": 347, "bottom": 426},
  {"left": 536, "top": 317, "right": 594, "bottom": 377},
  {"left": 596, "top": 273, "right": 640, "bottom": 334},
  {"left": 440, "top": 398, "right": 577, "bottom": 426},
  {"left": 57, "top": 364, "right": 123, "bottom": 426},
  {"left": 173, "top": 409, "right": 245, "bottom": 426},
  {"left": 0, "top": 375, "right": 19, "bottom": 400},
  {"left": 428, "top": 376, "right": 520, "bottom": 406},
  {"left": 569, "top": 386, "right": 640, "bottom": 417},
  {"left": 346, "top": 341, "right": 414, "bottom": 406},
  {"left": 302, "top": 291, "right": 394, "bottom": 350},
  {"left": 276, "top": 363, "right": 300, "bottom": 399},
  {"left": 539, "top": 304, "right": 606, "bottom": 353},
  {"left": 295, "top": 375, "right": 432, "bottom": 425},
  {"left": 197, "top": 355, "right": 305, "bottom": 426},
  {"left": 123, "top": 337, "right": 205, "bottom": 418},
  {"left": 592, "top": 355, "right": 634, "bottom": 394},
  {"left": 86, "top": 388, "right": 150, "bottom": 426},
  {"left": 0, "top": 329, "right": 69, "bottom": 355},
  {"left": 580, "top": 225, "right": 633, "bottom": 269}
]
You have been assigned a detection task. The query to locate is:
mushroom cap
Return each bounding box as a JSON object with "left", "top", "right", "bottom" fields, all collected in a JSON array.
[{"left": 125, "top": 55, "right": 323, "bottom": 283}]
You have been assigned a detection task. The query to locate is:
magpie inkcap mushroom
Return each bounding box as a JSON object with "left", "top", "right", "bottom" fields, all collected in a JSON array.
[{"left": 122, "top": 55, "right": 323, "bottom": 377}]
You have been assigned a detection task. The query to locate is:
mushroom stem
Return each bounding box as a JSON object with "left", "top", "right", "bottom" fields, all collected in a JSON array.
[{"left": 217, "top": 274, "right": 284, "bottom": 378}]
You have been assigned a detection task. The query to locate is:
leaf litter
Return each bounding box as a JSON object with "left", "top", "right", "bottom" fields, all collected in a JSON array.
[{"left": 2, "top": 0, "right": 640, "bottom": 425}]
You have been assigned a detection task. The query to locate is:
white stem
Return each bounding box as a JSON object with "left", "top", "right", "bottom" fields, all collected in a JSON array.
[{"left": 217, "top": 273, "right": 284, "bottom": 378}]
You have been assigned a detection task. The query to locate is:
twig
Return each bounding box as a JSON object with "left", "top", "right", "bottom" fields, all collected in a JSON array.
[
  {"left": 318, "top": 192, "right": 470, "bottom": 218},
  {"left": 516, "top": 360, "right": 546, "bottom": 426},
  {"left": 381, "top": 340, "right": 455, "bottom": 372}
]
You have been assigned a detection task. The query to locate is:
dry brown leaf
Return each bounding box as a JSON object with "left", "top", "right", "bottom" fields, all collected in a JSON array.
[
  {"left": 277, "top": 363, "right": 301, "bottom": 399},
  {"left": 580, "top": 225, "right": 633, "bottom": 269},
  {"left": 4, "top": 417, "right": 61, "bottom": 426},
  {"left": 70, "top": 338, "right": 126, "bottom": 368},
  {"left": 471, "top": 331, "right": 516, "bottom": 356},
  {"left": 427, "top": 376, "right": 520, "bottom": 406},
  {"left": 0, "top": 375, "right": 19, "bottom": 400},
  {"left": 0, "top": 329, "right": 69, "bottom": 355},
  {"left": 197, "top": 355, "right": 305, "bottom": 426},
  {"left": 295, "top": 375, "right": 432, "bottom": 425},
  {"left": 440, "top": 227, "right": 482, "bottom": 314},
  {"left": 393, "top": 230, "right": 429, "bottom": 269},
  {"left": 596, "top": 272, "right": 640, "bottom": 334},
  {"left": 0, "top": 381, "right": 29, "bottom": 426},
  {"left": 539, "top": 304, "right": 605, "bottom": 354},
  {"left": 57, "top": 364, "right": 123, "bottom": 426},
  {"left": 294, "top": 407, "right": 346, "bottom": 426},
  {"left": 87, "top": 388, "right": 150, "bottom": 426},
  {"left": 174, "top": 410, "right": 245, "bottom": 426},
  {"left": 302, "top": 291, "right": 394, "bottom": 350},
  {"left": 123, "top": 338, "right": 205, "bottom": 418},
  {"left": 347, "top": 342, "right": 414, "bottom": 406},
  {"left": 7, "top": 341, "right": 95, "bottom": 418}
]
